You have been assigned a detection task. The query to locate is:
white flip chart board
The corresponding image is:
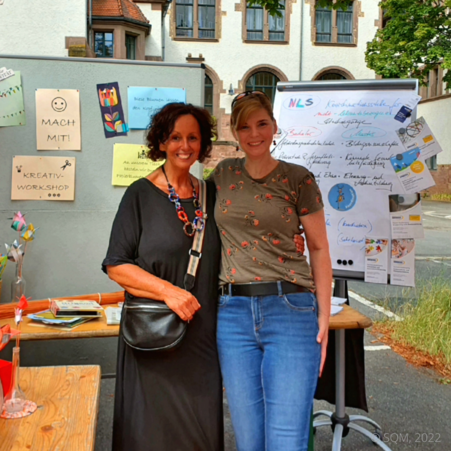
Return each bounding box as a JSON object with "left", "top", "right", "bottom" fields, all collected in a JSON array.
[{"left": 272, "top": 79, "right": 419, "bottom": 278}]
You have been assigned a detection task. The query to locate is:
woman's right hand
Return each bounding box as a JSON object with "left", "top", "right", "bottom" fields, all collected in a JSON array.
[{"left": 162, "top": 285, "right": 201, "bottom": 321}]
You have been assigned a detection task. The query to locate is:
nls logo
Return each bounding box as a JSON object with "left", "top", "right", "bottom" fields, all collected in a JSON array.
[{"left": 283, "top": 95, "right": 319, "bottom": 110}]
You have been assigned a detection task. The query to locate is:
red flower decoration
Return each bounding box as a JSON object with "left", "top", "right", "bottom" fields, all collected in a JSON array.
[
  {"left": 226, "top": 199, "right": 232, "bottom": 206},
  {"left": 230, "top": 184, "right": 236, "bottom": 190},
  {"left": 227, "top": 249, "right": 232, "bottom": 256},
  {"left": 18, "top": 295, "right": 29, "bottom": 310},
  {"left": 278, "top": 256, "right": 286, "bottom": 264},
  {"left": 252, "top": 219, "right": 260, "bottom": 226},
  {"left": 301, "top": 208, "right": 309, "bottom": 215},
  {"left": 241, "top": 241, "right": 250, "bottom": 248},
  {"left": 265, "top": 193, "right": 273, "bottom": 200},
  {"left": 231, "top": 268, "right": 237, "bottom": 274},
  {"left": 255, "top": 277, "right": 262, "bottom": 281},
  {"left": 306, "top": 178, "right": 312, "bottom": 185}
]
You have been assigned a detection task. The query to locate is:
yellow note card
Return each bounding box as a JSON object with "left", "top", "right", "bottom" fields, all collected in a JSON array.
[
  {"left": 409, "top": 215, "right": 421, "bottom": 222},
  {"left": 112, "top": 144, "right": 164, "bottom": 186}
]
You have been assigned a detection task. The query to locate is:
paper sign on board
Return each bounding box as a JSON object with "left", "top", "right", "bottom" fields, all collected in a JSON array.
[
  {"left": 112, "top": 144, "right": 164, "bottom": 186},
  {"left": 128, "top": 87, "right": 186, "bottom": 130},
  {"left": 0, "top": 71, "right": 26, "bottom": 127},
  {"left": 396, "top": 116, "right": 443, "bottom": 160},
  {"left": 11, "top": 156, "right": 76, "bottom": 201},
  {"left": 36, "top": 89, "right": 81, "bottom": 150}
]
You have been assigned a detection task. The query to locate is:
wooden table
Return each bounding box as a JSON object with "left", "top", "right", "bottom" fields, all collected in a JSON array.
[
  {"left": 0, "top": 365, "right": 101, "bottom": 451},
  {"left": 0, "top": 306, "right": 120, "bottom": 341},
  {"left": 0, "top": 304, "right": 369, "bottom": 341}
]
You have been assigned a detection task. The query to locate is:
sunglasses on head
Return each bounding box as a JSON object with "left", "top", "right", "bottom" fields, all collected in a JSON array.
[{"left": 231, "top": 91, "right": 266, "bottom": 110}]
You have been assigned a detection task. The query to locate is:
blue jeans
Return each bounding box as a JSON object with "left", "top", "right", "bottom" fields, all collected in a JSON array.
[{"left": 217, "top": 287, "right": 320, "bottom": 451}]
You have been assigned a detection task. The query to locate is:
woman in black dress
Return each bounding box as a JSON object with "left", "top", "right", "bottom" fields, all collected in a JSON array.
[{"left": 102, "top": 103, "right": 223, "bottom": 451}]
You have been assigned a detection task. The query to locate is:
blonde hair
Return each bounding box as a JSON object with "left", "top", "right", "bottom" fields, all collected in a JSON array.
[{"left": 230, "top": 92, "right": 275, "bottom": 133}]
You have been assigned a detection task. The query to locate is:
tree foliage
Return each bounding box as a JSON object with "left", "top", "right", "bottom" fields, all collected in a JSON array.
[
  {"left": 366, "top": 0, "right": 451, "bottom": 89},
  {"left": 251, "top": 0, "right": 353, "bottom": 18}
]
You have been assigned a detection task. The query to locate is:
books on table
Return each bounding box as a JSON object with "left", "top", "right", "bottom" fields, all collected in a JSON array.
[
  {"left": 50, "top": 300, "right": 103, "bottom": 317},
  {"left": 28, "top": 310, "right": 96, "bottom": 328}
]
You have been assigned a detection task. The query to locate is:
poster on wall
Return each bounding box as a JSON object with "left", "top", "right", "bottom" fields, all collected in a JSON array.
[
  {"left": 272, "top": 88, "right": 435, "bottom": 272},
  {"left": 0, "top": 70, "right": 26, "bottom": 127},
  {"left": 128, "top": 87, "right": 186, "bottom": 130},
  {"left": 112, "top": 144, "right": 164, "bottom": 186},
  {"left": 97, "top": 82, "right": 129, "bottom": 138},
  {"left": 11, "top": 156, "right": 76, "bottom": 201},
  {"left": 36, "top": 89, "right": 81, "bottom": 150}
]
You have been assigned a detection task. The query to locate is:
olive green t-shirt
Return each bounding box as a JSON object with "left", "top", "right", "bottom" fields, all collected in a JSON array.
[{"left": 211, "top": 158, "right": 324, "bottom": 289}]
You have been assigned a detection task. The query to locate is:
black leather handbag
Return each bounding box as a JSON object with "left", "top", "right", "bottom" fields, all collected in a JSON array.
[{"left": 121, "top": 179, "right": 207, "bottom": 352}]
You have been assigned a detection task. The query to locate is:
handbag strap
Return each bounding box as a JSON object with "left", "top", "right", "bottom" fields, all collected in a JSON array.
[{"left": 184, "top": 178, "right": 207, "bottom": 291}]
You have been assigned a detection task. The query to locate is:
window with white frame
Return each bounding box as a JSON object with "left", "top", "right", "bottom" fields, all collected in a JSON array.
[
  {"left": 246, "top": 0, "right": 286, "bottom": 42},
  {"left": 315, "top": 1, "right": 354, "bottom": 44},
  {"left": 175, "top": 0, "right": 216, "bottom": 39}
]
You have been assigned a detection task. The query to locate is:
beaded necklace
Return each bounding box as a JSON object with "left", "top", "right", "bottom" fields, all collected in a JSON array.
[{"left": 161, "top": 165, "right": 205, "bottom": 237}]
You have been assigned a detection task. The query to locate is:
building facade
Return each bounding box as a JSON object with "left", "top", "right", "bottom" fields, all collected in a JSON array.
[{"left": 1, "top": 0, "right": 449, "bottom": 191}]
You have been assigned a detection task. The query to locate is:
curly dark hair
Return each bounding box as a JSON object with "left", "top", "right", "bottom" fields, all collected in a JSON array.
[{"left": 145, "top": 103, "right": 214, "bottom": 163}]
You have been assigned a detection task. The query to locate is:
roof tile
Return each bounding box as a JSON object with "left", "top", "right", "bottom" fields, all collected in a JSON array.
[{"left": 92, "top": 0, "right": 149, "bottom": 24}]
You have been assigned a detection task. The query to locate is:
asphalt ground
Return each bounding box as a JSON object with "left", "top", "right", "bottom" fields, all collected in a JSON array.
[{"left": 94, "top": 291, "right": 451, "bottom": 451}]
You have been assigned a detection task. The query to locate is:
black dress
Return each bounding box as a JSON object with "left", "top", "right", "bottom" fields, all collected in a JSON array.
[{"left": 102, "top": 178, "right": 224, "bottom": 451}]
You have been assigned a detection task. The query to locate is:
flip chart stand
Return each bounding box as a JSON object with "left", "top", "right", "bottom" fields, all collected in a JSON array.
[{"left": 313, "top": 278, "right": 392, "bottom": 451}]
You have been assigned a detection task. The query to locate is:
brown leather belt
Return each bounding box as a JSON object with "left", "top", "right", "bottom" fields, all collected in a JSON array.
[{"left": 218, "top": 281, "right": 310, "bottom": 297}]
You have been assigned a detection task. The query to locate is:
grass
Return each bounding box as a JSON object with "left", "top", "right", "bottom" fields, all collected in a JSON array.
[
  {"left": 373, "top": 276, "right": 451, "bottom": 377},
  {"left": 430, "top": 193, "right": 451, "bottom": 202}
]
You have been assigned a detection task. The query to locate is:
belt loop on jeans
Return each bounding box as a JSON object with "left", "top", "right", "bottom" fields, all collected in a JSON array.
[{"left": 276, "top": 281, "right": 283, "bottom": 297}]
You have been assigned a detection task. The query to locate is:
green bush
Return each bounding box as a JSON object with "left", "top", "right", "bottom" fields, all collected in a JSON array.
[
  {"left": 203, "top": 168, "right": 214, "bottom": 180},
  {"left": 430, "top": 193, "right": 451, "bottom": 202}
]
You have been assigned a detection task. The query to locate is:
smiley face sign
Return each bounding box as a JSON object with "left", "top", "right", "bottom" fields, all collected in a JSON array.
[
  {"left": 36, "top": 89, "right": 81, "bottom": 150},
  {"left": 51, "top": 97, "right": 67, "bottom": 112}
]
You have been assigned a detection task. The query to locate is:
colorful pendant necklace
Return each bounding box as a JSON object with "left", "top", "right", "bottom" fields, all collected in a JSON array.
[{"left": 161, "top": 165, "right": 205, "bottom": 237}]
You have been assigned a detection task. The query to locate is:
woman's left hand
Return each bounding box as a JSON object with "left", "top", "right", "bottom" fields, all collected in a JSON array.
[
  {"left": 293, "top": 229, "right": 305, "bottom": 254},
  {"left": 317, "top": 312, "right": 330, "bottom": 377}
]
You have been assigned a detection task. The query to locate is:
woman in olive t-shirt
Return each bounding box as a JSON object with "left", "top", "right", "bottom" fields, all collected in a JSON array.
[{"left": 211, "top": 91, "right": 332, "bottom": 451}]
